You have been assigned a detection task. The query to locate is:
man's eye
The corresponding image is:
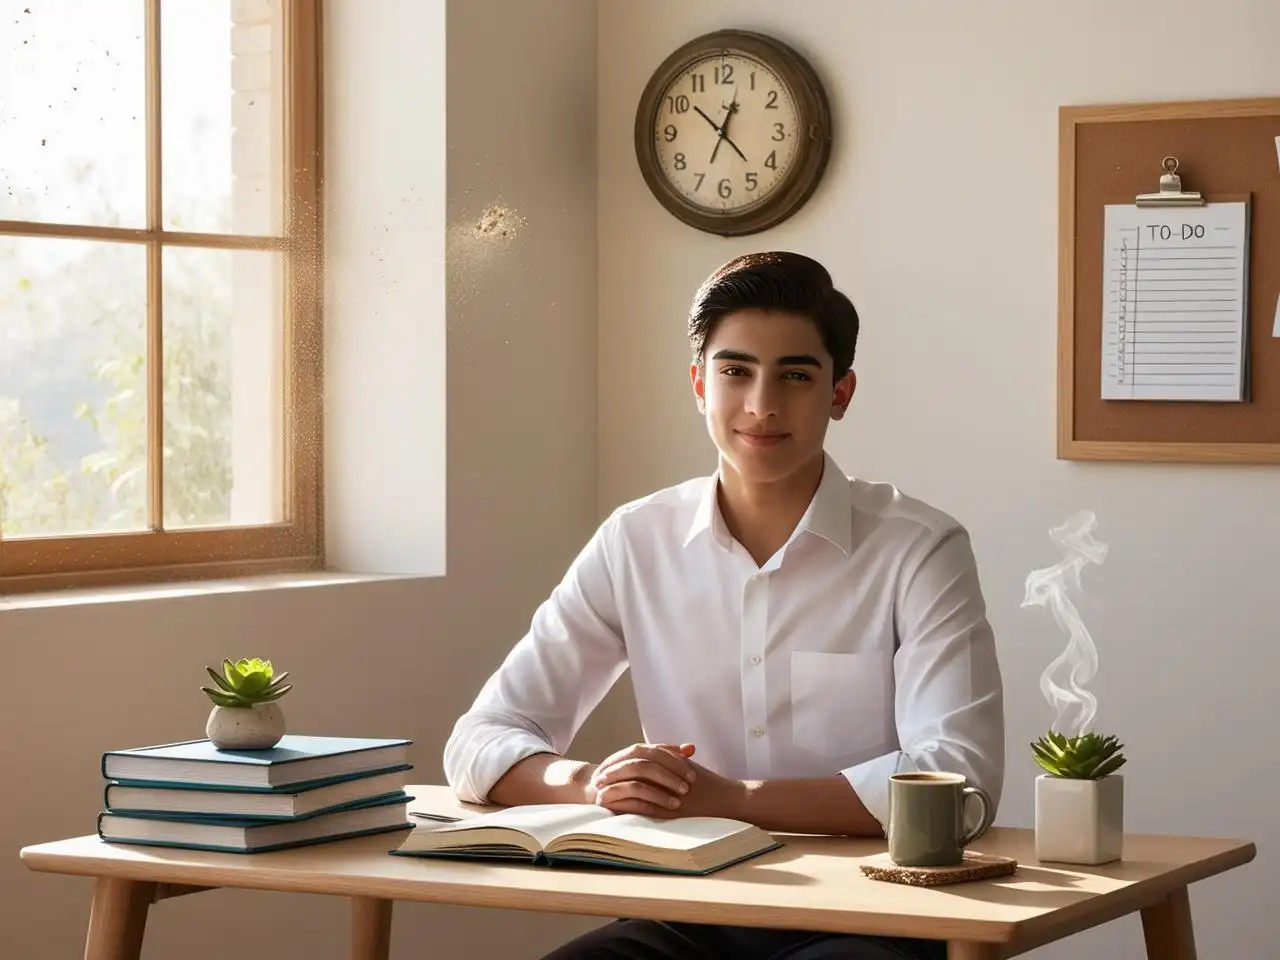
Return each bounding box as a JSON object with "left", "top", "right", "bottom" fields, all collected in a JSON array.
[{"left": 784, "top": 370, "right": 812, "bottom": 381}]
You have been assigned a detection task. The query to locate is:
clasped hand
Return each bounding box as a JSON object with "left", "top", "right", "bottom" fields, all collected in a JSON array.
[{"left": 584, "top": 742, "right": 742, "bottom": 819}]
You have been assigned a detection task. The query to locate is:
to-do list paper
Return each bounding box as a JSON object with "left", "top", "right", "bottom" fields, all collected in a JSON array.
[{"left": 1101, "top": 201, "right": 1249, "bottom": 401}]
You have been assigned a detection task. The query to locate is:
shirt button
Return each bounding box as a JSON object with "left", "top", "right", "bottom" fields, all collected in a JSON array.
[
  {"left": 751, "top": 726, "right": 764, "bottom": 738},
  {"left": 749, "top": 654, "right": 761, "bottom": 665}
]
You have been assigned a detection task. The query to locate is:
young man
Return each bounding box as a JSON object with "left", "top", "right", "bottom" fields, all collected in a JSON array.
[{"left": 444, "top": 252, "right": 1004, "bottom": 960}]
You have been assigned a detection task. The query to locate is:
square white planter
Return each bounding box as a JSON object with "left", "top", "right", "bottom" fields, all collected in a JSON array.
[{"left": 1034, "top": 774, "right": 1123, "bottom": 865}]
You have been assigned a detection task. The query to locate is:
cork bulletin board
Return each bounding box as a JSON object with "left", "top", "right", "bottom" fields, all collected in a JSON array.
[{"left": 1058, "top": 97, "right": 1280, "bottom": 463}]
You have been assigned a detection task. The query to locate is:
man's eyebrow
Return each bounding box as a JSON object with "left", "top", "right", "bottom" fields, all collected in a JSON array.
[
  {"left": 777, "top": 354, "right": 823, "bottom": 368},
  {"left": 709, "top": 349, "right": 824, "bottom": 368}
]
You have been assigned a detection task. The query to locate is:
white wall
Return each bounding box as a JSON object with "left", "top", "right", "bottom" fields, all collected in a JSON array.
[
  {"left": 598, "top": 1, "right": 1277, "bottom": 957},
  {"left": 323, "top": 0, "right": 447, "bottom": 575},
  {"left": 1, "top": 2, "right": 625, "bottom": 958}
]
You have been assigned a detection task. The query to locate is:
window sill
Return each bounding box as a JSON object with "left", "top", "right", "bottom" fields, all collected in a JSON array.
[{"left": 0, "top": 569, "right": 430, "bottom": 613}]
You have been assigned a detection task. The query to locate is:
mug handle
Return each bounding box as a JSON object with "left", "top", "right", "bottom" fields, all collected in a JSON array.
[{"left": 959, "top": 785, "right": 995, "bottom": 847}]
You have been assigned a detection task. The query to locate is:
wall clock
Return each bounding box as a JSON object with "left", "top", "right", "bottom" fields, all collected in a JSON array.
[{"left": 633, "top": 29, "right": 833, "bottom": 237}]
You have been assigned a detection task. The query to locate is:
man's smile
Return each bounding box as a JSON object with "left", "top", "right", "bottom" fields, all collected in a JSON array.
[{"left": 736, "top": 430, "right": 790, "bottom": 447}]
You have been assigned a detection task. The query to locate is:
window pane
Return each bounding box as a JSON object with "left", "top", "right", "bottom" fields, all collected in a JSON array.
[
  {"left": 0, "top": 236, "right": 148, "bottom": 537},
  {"left": 161, "top": 0, "right": 283, "bottom": 235},
  {"left": 162, "top": 246, "right": 283, "bottom": 529},
  {"left": 0, "top": 1, "right": 145, "bottom": 227}
]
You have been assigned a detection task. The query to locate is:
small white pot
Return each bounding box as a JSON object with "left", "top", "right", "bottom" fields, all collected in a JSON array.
[
  {"left": 206, "top": 703, "right": 286, "bottom": 750},
  {"left": 1034, "top": 773, "right": 1123, "bottom": 865}
]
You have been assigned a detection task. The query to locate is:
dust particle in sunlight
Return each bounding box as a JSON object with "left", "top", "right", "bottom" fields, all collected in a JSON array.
[{"left": 472, "top": 203, "right": 524, "bottom": 240}]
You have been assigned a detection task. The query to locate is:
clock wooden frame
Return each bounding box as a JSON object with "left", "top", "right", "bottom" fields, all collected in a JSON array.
[{"left": 633, "top": 29, "right": 833, "bottom": 237}]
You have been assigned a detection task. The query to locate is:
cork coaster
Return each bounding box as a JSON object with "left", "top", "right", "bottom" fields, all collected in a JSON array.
[{"left": 859, "top": 851, "right": 1017, "bottom": 887}]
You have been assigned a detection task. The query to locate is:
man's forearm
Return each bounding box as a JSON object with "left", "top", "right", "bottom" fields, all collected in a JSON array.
[
  {"left": 734, "top": 776, "right": 884, "bottom": 837},
  {"left": 486, "top": 752, "right": 595, "bottom": 807},
  {"left": 484, "top": 756, "right": 885, "bottom": 838}
]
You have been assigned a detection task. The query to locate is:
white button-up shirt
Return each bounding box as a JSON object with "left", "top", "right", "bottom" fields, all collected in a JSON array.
[{"left": 443, "top": 453, "right": 1005, "bottom": 831}]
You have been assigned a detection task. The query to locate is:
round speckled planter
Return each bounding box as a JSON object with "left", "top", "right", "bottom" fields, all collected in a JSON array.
[{"left": 206, "top": 703, "right": 286, "bottom": 750}]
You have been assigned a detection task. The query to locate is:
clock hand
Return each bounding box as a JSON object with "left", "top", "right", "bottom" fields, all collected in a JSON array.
[
  {"left": 719, "top": 92, "right": 748, "bottom": 163},
  {"left": 696, "top": 104, "right": 737, "bottom": 165},
  {"left": 712, "top": 129, "right": 749, "bottom": 164},
  {"left": 709, "top": 90, "right": 733, "bottom": 163},
  {"left": 698, "top": 103, "right": 747, "bottom": 161},
  {"left": 693, "top": 105, "right": 721, "bottom": 133},
  {"left": 722, "top": 131, "right": 748, "bottom": 163},
  {"left": 721, "top": 88, "right": 740, "bottom": 134},
  {"left": 710, "top": 89, "right": 746, "bottom": 164},
  {"left": 709, "top": 106, "right": 730, "bottom": 163}
]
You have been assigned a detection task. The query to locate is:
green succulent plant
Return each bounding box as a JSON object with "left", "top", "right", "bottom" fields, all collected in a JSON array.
[
  {"left": 201, "top": 658, "right": 292, "bottom": 709},
  {"left": 1031, "top": 730, "right": 1127, "bottom": 780}
]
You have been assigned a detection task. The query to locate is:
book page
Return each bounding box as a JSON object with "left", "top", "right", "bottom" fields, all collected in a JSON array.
[
  {"left": 416, "top": 803, "right": 610, "bottom": 848},
  {"left": 562, "top": 813, "right": 756, "bottom": 852},
  {"left": 1101, "top": 201, "right": 1249, "bottom": 401},
  {"left": 408, "top": 793, "right": 499, "bottom": 823}
]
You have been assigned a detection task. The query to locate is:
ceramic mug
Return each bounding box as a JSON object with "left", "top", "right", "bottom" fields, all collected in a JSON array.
[{"left": 887, "top": 771, "right": 994, "bottom": 867}]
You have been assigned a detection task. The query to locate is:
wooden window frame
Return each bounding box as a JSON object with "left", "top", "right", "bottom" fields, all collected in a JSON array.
[{"left": 0, "top": 0, "right": 324, "bottom": 594}]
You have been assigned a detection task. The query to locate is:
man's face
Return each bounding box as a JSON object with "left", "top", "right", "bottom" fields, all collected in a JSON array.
[{"left": 690, "top": 309, "right": 855, "bottom": 485}]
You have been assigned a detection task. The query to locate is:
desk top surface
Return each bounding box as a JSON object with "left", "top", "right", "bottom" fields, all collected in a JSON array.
[{"left": 19, "top": 785, "right": 1256, "bottom": 945}]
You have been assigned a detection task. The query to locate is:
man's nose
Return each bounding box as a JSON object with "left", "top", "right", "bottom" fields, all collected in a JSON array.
[{"left": 744, "top": 379, "right": 781, "bottom": 417}]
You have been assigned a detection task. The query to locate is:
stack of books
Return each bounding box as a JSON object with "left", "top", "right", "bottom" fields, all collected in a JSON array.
[{"left": 96, "top": 735, "right": 415, "bottom": 854}]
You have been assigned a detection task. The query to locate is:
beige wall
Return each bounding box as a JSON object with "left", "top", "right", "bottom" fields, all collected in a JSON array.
[
  {"left": 598, "top": 1, "right": 1277, "bottom": 957},
  {"left": 0, "top": 1, "right": 629, "bottom": 957}
]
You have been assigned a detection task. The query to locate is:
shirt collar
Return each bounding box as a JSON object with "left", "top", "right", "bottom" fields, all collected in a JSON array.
[
  {"left": 683, "top": 473, "right": 725, "bottom": 549},
  {"left": 683, "top": 451, "right": 853, "bottom": 555},
  {"left": 803, "top": 451, "right": 854, "bottom": 555}
]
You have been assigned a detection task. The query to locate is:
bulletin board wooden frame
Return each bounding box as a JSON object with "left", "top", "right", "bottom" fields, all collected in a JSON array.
[{"left": 1058, "top": 97, "right": 1280, "bottom": 464}]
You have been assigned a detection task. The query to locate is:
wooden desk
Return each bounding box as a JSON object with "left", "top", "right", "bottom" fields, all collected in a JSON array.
[{"left": 19, "top": 785, "right": 1254, "bottom": 960}]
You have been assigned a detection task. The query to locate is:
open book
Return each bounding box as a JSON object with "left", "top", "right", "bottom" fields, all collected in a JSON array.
[{"left": 391, "top": 803, "right": 781, "bottom": 875}]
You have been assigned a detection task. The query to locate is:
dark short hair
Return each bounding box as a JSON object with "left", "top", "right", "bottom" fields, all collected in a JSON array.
[{"left": 687, "top": 251, "right": 859, "bottom": 381}]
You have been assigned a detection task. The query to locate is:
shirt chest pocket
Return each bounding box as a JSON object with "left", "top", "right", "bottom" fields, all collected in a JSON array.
[{"left": 790, "top": 651, "right": 891, "bottom": 760}]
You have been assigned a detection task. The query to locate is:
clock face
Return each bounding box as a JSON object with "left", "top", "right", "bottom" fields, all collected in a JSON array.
[{"left": 651, "top": 54, "right": 803, "bottom": 216}]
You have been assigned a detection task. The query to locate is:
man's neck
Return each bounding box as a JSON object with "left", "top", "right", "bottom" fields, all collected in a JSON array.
[{"left": 716, "top": 453, "right": 825, "bottom": 567}]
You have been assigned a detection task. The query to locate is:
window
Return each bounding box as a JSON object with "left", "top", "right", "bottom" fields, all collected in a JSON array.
[{"left": 0, "top": 0, "right": 322, "bottom": 593}]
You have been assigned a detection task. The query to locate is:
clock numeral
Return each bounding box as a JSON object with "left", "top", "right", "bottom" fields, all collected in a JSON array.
[
  {"left": 663, "top": 125, "right": 677, "bottom": 142},
  {"left": 750, "top": 71, "right": 756, "bottom": 90},
  {"left": 766, "top": 90, "right": 778, "bottom": 109},
  {"left": 691, "top": 73, "right": 705, "bottom": 93},
  {"left": 764, "top": 151, "right": 777, "bottom": 170},
  {"left": 718, "top": 178, "right": 732, "bottom": 199},
  {"left": 674, "top": 152, "right": 687, "bottom": 171},
  {"left": 694, "top": 173, "right": 705, "bottom": 192},
  {"left": 772, "top": 122, "right": 786, "bottom": 141},
  {"left": 746, "top": 172, "right": 758, "bottom": 191},
  {"left": 714, "top": 64, "right": 734, "bottom": 85},
  {"left": 666, "top": 94, "right": 690, "bottom": 114}
]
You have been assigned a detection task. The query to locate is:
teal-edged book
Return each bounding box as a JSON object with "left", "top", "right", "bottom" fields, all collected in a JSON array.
[
  {"left": 98, "top": 792, "right": 413, "bottom": 853},
  {"left": 101, "top": 735, "right": 412, "bottom": 789},
  {"left": 392, "top": 802, "right": 782, "bottom": 876},
  {"left": 104, "top": 764, "right": 413, "bottom": 820}
]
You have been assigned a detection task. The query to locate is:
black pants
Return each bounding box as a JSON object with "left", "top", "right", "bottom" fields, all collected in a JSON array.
[{"left": 539, "top": 919, "right": 946, "bottom": 960}]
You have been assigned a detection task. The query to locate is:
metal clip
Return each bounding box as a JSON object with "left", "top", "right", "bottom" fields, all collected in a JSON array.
[{"left": 1135, "top": 156, "right": 1205, "bottom": 207}]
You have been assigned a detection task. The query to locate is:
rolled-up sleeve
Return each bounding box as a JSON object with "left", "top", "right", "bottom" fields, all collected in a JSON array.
[
  {"left": 443, "top": 514, "right": 629, "bottom": 804},
  {"left": 840, "top": 526, "right": 1005, "bottom": 833}
]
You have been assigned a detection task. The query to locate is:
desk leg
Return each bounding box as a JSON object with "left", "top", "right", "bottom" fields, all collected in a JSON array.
[
  {"left": 946, "top": 943, "right": 1001, "bottom": 959},
  {"left": 1141, "top": 885, "right": 1197, "bottom": 960},
  {"left": 351, "top": 896, "right": 393, "bottom": 960},
  {"left": 84, "top": 877, "right": 155, "bottom": 960}
]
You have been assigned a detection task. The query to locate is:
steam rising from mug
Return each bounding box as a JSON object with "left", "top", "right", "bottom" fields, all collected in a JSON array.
[{"left": 1021, "top": 510, "right": 1109, "bottom": 738}]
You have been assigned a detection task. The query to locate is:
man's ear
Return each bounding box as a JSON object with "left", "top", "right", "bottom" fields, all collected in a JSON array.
[
  {"left": 690, "top": 362, "right": 706, "bottom": 414},
  {"left": 830, "top": 370, "right": 856, "bottom": 420}
]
